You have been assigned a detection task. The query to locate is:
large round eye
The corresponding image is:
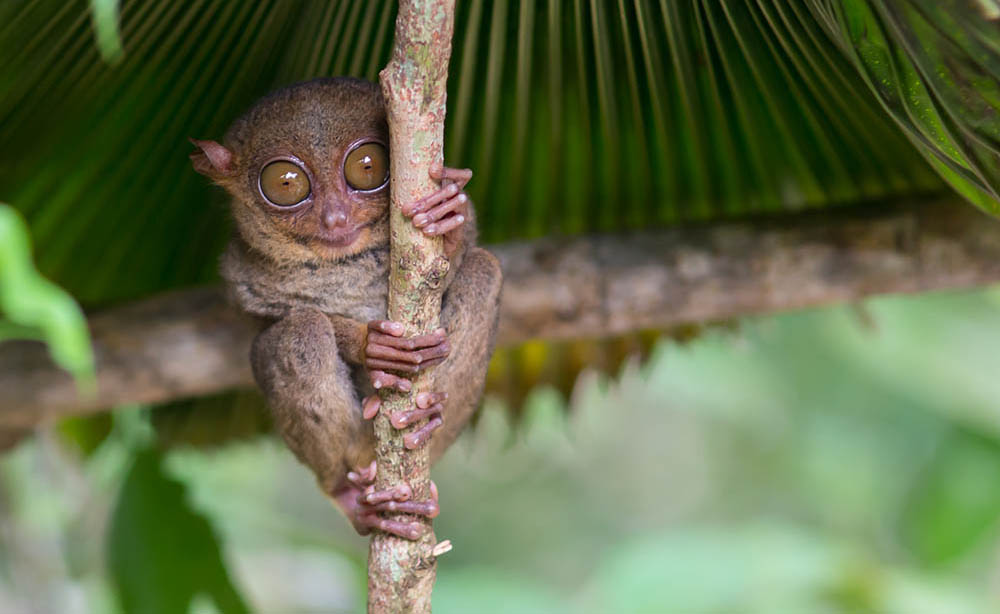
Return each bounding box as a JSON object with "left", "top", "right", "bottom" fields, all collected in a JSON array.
[
  {"left": 259, "top": 160, "right": 310, "bottom": 206},
  {"left": 344, "top": 143, "right": 388, "bottom": 191}
]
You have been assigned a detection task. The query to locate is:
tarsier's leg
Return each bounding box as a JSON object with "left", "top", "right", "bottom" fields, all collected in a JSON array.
[
  {"left": 251, "top": 307, "right": 436, "bottom": 539},
  {"left": 251, "top": 307, "right": 368, "bottom": 495}
]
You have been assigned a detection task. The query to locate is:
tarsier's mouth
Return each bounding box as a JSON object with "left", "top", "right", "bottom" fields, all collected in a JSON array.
[
  {"left": 312, "top": 226, "right": 362, "bottom": 248},
  {"left": 312, "top": 227, "right": 364, "bottom": 248},
  {"left": 306, "top": 221, "right": 379, "bottom": 253},
  {"left": 300, "top": 212, "right": 386, "bottom": 255}
]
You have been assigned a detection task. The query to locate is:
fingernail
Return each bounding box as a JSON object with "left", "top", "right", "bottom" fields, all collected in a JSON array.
[
  {"left": 383, "top": 322, "right": 404, "bottom": 335},
  {"left": 456, "top": 215, "right": 464, "bottom": 223},
  {"left": 398, "top": 379, "right": 412, "bottom": 392},
  {"left": 413, "top": 214, "right": 428, "bottom": 226},
  {"left": 448, "top": 184, "right": 459, "bottom": 194},
  {"left": 416, "top": 392, "right": 429, "bottom": 408},
  {"left": 458, "top": 194, "right": 467, "bottom": 202},
  {"left": 424, "top": 224, "right": 437, "bottom": 234},
  {"left": 435, "top": 328, "right": 446, "bottom": 335},
  {"left": 374, "top": 380, "right": 383, "bottom": 389}
]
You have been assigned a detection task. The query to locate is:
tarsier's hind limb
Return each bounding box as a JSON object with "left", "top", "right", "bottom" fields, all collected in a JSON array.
[{"left": 250, "top": 307, "right": 373, "bottom": 496}]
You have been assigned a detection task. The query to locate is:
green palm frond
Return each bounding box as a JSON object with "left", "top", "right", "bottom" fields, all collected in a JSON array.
[
  {"left": 1, "top": 0, "right": 945, "bottom": 307},
  {"left": 805, "top": 0, "right": 1000, "bottom": 213}
]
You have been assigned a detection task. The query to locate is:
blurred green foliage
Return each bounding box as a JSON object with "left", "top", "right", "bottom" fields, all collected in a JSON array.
[
  {"left": 2, "top": 289, "right": 1000, "bottom": 612},
  {"left": 0, "top": 204, "right": 93, "bottom": 385},
  {"left": 899, "top": 429, "right": 1000, "bottom": 567}
]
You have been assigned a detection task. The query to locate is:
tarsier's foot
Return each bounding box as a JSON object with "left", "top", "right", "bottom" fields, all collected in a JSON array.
[
  {"left": 336, "top": 461, "right": 440, "bottom": 540},
  {"left": 401, "top": 165, "right": 473, "bottom": 256}
]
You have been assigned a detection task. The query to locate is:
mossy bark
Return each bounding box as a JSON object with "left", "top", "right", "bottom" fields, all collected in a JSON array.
[{"left": 368, "top": 1, "right": 455, "bottom": 612}]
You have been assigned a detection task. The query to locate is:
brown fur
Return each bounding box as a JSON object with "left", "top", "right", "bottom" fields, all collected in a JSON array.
[{"left": 192, "top": 77, "right": 502, "bottom": 504}]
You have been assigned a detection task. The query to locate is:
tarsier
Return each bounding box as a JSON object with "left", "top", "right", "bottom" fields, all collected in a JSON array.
[{"left": 190, "top": 77, "right": 502, "bottom": 539}]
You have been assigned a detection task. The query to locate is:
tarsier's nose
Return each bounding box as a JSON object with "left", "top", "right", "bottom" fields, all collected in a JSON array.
[{"left": 323, "top": 206, "right": 349, "bottom": 230}]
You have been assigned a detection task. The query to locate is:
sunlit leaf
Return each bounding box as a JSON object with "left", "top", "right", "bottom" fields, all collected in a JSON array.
[
  {"left": 89, "top": 0, "right": 123, "bottom": 64},
  {"left": 805, "top": 0, "right": 1000, "bottom": 214},
  {"left": 0, "top": 204, "right": 93, "bottom": 386}
]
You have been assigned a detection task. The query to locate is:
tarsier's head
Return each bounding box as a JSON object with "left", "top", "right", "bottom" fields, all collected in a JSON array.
[{"left": 191, "top": 77, "right": 389, "bottom": 264}]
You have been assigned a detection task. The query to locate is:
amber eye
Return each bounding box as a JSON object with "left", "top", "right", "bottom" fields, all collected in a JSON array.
[
  {"left": 344, "top": 142, "right": 388, "bottom": 191},
  {"left": 259, "top": 160, "right": 310, "bottom": 206}
]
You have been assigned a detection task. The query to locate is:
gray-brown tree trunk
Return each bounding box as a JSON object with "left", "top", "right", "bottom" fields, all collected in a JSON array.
[{"left": 368, "top": 0, "right": 456, "bottom": 611}]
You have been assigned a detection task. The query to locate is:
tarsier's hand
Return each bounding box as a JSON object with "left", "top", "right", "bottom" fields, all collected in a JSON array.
[
  {"left": 401, "top": 165, "right": 473, "bottom": 258},
  {"left": 362, "top": 320, "right": 449, "bottom": 449}
]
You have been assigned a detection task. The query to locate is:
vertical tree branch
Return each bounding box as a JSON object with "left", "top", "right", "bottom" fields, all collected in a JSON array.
[{"left": 369, "top": 1, "right": 455, "bottom": 611}]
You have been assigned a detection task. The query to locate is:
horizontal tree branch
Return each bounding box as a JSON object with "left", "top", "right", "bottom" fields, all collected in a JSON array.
[{"left": 2, "top": 197, "right": 999, "bottom": 427}]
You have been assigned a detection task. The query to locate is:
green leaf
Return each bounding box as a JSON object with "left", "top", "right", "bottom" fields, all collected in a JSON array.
[
  {"left": 107, "top": 447, "right": 250, "bottom": 614},
  {"left": 805, "top": 0, "right": 1000, "bottom": 214},
  {"left": 0, "top": 204, "right": 93, "bottom": 386},
  {"left": 899, "top": 428, "right": 1000, "bottom": 566},
  {"left": 89, "top": 0, "right": 123, "bottom": 64}
]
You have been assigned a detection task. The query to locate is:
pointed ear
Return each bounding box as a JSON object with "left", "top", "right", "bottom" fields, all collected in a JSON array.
[{"left": 189, "top": 138, "right": 235, "bottom": 178}]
